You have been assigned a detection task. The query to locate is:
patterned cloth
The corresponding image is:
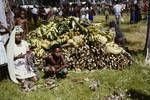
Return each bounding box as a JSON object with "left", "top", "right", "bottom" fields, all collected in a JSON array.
[{"left": 14, "top": 40, "right": 36, "bottom": 79}]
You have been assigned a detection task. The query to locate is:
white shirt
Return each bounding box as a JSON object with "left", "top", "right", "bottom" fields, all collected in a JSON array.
[
  {"left": 59, "top": 10, "right": 63, "bottom": 16},
  {"left": 31, "top": 8, "right": 38, "bottom": 15},
  {"left": 113, "top": 4, "right": 122, "bottom": 13},
  {"left": 14, "top": 40, "right": 29, "bottom": 57},
  {"left": 134, "top": 0, "right": 137, "bottom": 4},
  {"left": 45, "top": 8, "right": 50, "bottom": 14}
]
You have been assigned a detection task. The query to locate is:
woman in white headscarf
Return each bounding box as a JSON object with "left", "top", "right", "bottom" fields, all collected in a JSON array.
[{"left": 7, "top": 26, "right": 37, "bottom": 90}]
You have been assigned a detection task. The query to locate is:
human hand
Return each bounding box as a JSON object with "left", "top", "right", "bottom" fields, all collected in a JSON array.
[
  {"left": 17, "top": 53, "right": 26, "bottom": 58},
  {"left": 50, "top": 66, "right": 56, "bottom": 73}
]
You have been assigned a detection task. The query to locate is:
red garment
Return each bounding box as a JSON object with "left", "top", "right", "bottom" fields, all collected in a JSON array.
[{"left": 143, "top": 2, "right": 148, "bottom": 12}]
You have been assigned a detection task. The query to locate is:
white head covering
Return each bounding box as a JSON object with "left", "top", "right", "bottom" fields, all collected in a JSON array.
[
  {"left": 7, "top": 26, "right": 24, "bottom": 83},
  {"left": 14, "top": 26, "right": 24, "bottom": 34}
]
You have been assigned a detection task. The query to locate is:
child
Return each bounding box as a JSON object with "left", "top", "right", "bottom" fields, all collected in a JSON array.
[{"left": 44, "top": 45, "right": 68, "bottom": 79}]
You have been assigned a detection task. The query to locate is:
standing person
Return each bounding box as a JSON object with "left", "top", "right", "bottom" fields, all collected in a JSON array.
[
  {"left": 0, "top": 22, "right": 10, "bottom": 81},
  {"left": 44, "top": 45, "right": 68, "bottom": 79},
  {"left": 0, "top": 0, "right": 10, "bottom": 81},
  {"left": 130, "top": 4, "right": 135, "bottom": 24},
  {"left": 143, "top": 0, "right": 149, "bottom": 20},
  {"left": 13, "top": 6, "right": 21, "bottom": 20},
  {"left": 89, "top": 6, "right": 96, "bottom": 22},
  {"left": 31, "top": 5, "right": 38, "bottom": 27},
  {"left": 15, "top": 10, "right": 28, "bottom": 39},
  {"left": 39, "top": 6, "right": 47, "bottom": 23},
  {"left": 113, "top": 2, "right": 122, "bottom": 24},
  {"left": 105, "top": 7, "right": 110, "bottom": 24},
  {"left": 6, "top": 10, "right": 15, "bottom": 30},
  {"left": 75, "top": 5, "right": 81, "bottom": 18},
  {"left": 85, "top": 7, "right": 89, "bottom": 20},
  {"left": 44, "top": 6, "right": 51, "bottom": 21},
  {"left": 8, "top": 26, "right": 37, "bottom": 91},
  {"left": 109, "top": 20, "right": 126, "bottom": 46},
  {"left": 27, "top": 7, "right": 32, "bottom": 23},
  {"left": 80, "top": 6, "right": 86, "bottom": 20}
]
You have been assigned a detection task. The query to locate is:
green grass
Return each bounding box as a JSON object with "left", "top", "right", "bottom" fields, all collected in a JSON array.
[
  {"left": 1, "top": 15, "right": 150, "bottom": 100},
  {"left": 1, "top": 64, "right": 150, "bottom": 100}
]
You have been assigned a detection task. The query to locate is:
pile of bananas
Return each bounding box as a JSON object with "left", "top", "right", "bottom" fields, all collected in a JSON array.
[{"left": 26, "top": 17, "right": 132, "bottom": 70}]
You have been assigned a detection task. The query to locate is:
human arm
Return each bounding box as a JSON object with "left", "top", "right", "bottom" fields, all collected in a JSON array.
[
  {"left": 14, "top": 53, "right": 26, "bottom": 61},
  {"left": 25, "top": 20, "right": 28, "bottom": 33},
  {"left": 14, "top": 41, "right": 29, "bottom": 61},
  {"left": 55, "top": 55, "right": 67, "bottom": 73}
]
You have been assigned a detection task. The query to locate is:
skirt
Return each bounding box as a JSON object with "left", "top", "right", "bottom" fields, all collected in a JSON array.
[{"left": 15, "top": 59, "right": 36, "bottom": 79}]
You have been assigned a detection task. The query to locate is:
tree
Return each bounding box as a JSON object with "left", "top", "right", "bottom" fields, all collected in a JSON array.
[{"left": 145, "top": 1, "right": 150, "bottom": 64}]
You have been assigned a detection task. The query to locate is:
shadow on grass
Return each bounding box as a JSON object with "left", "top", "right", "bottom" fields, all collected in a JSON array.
[{"left": 127, "top": 89, "right": 150, "bottom": 100}]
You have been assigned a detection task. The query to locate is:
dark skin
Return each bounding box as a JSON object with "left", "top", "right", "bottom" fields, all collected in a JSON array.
[
  {"left": 0, "top": 22, "right": 10, "bottom": 35},
  {"left": 14, "top": 33, "right": 26, "bottom": 61},
  {"left": 15, "top": 11, "right": 28, "bottom": 38},
  {"left": 14, "top": 33, "right": 37, "bottom": 83},
  {"left": 47, "top": 48, "right": 67, "bottom": 74}
]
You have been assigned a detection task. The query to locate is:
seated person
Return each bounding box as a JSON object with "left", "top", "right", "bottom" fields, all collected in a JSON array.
[
  {"left": 44, "top": 45, "right": 68, "bottom": 79},
  {"left": 13, "top": 26, "right": 37, "bottom": 91}
]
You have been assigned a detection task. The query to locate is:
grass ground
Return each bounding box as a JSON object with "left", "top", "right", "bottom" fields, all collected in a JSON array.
[{"left": 0, "top": 15, "right": 150, "bottom": 100}]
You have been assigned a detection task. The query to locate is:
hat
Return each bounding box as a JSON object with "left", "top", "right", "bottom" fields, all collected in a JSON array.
[{"left": 14, "top": 26, "right": 24, "bottom": 34}]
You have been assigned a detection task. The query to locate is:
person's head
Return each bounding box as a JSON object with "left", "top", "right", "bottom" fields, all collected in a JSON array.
[
  {"left": 20, "top": 11, "right": 26, "bottom": 19},
  {"left": 15, "top": 32, "right": 22, "bottom": 44},
  {"left": 34, "top": 5, "right": 37, "bottom": 8},
  {"left": 15, "top": 26, "right": 24, "bottom": 44},
  {"left": 52, "top": 44, "right": 62, "bottom": 57},
  {"left": 109, "top": 20, "right": 116, "bottom": 28}
]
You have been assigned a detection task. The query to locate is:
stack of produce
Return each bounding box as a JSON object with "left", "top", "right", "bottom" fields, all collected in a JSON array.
[
  {"left": 27, "top": 17, "right": 133, "bottom": 70},
  {"left": 27, "top": 18, "right": 75, "bottom": 57},
  {"left": 62, "top": 41, "right": 132, "bottom": 70}
]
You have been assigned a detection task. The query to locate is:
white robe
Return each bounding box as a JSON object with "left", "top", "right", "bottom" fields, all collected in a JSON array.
[
  {"left": 14, "top": 40, "right": 36, "bottom": 79},
  {"left": 0, "top": 0, "right": 8, "bottom": 65},
  {"left": 7, "top": 26, "right": 34, "bottom": 83}
]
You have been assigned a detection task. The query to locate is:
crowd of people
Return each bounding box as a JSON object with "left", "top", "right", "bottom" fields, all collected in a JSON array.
[{"left": 0, "top": 0, "right": 149, "bottom": 92}]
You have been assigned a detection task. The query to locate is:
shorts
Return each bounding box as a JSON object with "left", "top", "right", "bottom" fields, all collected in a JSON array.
[
  {"left": 58, "top": 68, "right": 68, "bottom": 75},
  {"left": 89, "top": 16, "right": 93, "bottom": 21},
  {"left": 44, "top": 67, "right": 68, "bottom": 78}
]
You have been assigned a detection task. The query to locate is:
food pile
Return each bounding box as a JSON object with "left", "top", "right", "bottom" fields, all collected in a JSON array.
[{"left": 27, "top": 17, "right": 132, "bottom": 70}]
